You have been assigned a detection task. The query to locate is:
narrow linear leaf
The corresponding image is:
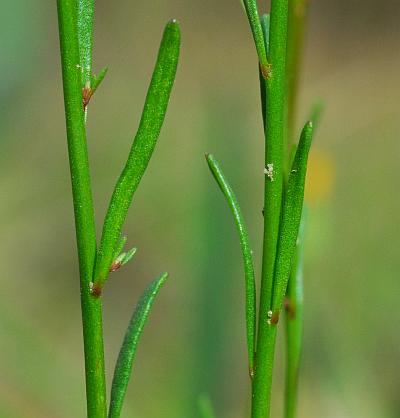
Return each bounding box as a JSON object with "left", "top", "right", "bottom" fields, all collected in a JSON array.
[
  {"left": 198, "top": 394, "right": 216, "bottom": 418},
  {"left": 91, "top": 67, "right": 108, "bottom": 93},
  {"left": 284, "top": 209, "right": 306, "bottom": 418},
  {"left": 260, "top": 14, "right": 270, "bottom": 56},
  {"left": 206, "top": 153, "right": 256, "bottom": 375},
  {"left": 112, "top": 235, "right": 128, "bottom": 261},
  {"left": 121, "top": 247, "right": 137, "bottom": 266},
  {"left": 242, "top": 0, "right": 270, "bottom": 77},
  {"left": 110, "top": 247, "right": 137, "bottom": 273},
  {"left": 258, "top": 14, "right": 270, "bottom": 132},
  {"left": 271, "top": 121, "right": 313, "bottom": 314},
  {"left": 94, "top": 20, "right": 180, "bottom": 288},
  {"left": 108, "top": 273, "right": 168, "bottom": 418},
  {"left": 77, "top": 0, "right": 94, "bottom": 86}
]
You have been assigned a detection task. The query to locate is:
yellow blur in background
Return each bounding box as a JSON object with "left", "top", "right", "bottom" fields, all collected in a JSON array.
[{"left": 1, "top": 1, "right": 400, "bottom": 417}]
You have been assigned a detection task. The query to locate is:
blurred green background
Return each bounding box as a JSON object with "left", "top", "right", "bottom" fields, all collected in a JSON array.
[{"left": 1, "top": 1, "right": 400, "bottom": 417}]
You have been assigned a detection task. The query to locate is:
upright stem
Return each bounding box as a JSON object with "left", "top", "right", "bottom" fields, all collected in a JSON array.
[
  {"left": 57, "top": 1, "right": 107, "bottom": 417},
  {"left": 252, "top": 1, "right": 289, "bottom": 417}
]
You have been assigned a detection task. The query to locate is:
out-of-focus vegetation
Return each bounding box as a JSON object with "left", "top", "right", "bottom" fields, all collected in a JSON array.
[{"left": 1, "top": 1, "right": 400, "bottom": 417}]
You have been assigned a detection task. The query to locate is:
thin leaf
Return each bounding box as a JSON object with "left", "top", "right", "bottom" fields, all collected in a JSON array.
[
  {"left": 260, "top": 14, "right": 270, "bottom": 56},
  {"left": 259, "top": 14, "right": 270, "bottom": 131},
  {"left": 206, "top": 154, "right": 256, "bottom": 376},
  {"left": 284, "top": 209, "right": 306, "bottom": 418},
  {"left": 94, "top": 20, "right": 180, "bottom": 288},
  {"left": 271, "top": 121, "right": 313, "bottom": 314},
  {"left": 77, "top": 0, "right": 94, "bottom": 86},
  {"left": 121, "top": 247, "right": 137, "bottom": 266},
  {"left": 112, "top": 235, "right": 128, "bottom": 261},
  {"left": 108, "top": 273, "right": 168, "bottom": 418},
  {"left": 91, "top": 67, "right": 108, "bottom": 93},
  {"left": 242, "top": 0, "right": 270, "bottom": 77}
]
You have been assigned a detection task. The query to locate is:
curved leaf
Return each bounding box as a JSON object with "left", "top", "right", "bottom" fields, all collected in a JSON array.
[
  {"left": 94, "top": 20, "right": 180, "bottom": 288},
  {"left": 242, "top": 0, "right": 270, "bottom": 77},
  {"left": 108, "top": 273, "right": 168, "bottom": 418},
  {"left": 271, "top": 121, "right": 313, "bottom": 314},
  {"left": 206, "top": 153, "right": 256, "bottom": 376}
]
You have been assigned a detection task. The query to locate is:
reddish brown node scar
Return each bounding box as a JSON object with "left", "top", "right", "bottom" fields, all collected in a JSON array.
[
  {"left": 284, "top": 297, "right": 296, "bottom": 319},
  {"left": 82, "top": 86, "right": 93, "bottom": 109},
  {"left": 260, "top": 63, "right": 272, "bottom": 80},
  {"left": 91, "top": 283, "right": 102, "bottom": 298},
  {"left": 109, "top": 261, "right": 122, "bottom": 273},
  {"left": 271, "top": 311, "right": 280, "bottom": 325}
]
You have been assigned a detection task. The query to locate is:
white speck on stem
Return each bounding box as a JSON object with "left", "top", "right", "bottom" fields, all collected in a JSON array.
[
  {"left": 267, "top": 310, "right": 273, "bottom": 325},
  {"left": 264, "top": 164, "right": 274, "bottom": 181},
  {"left": 89, "top": 282, "right": 94, "bottom": 294}
]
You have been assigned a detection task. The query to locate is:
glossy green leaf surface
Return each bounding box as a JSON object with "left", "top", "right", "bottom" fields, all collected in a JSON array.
[
  {"left": 206, "top": 154, "right": 256, "bottom": 375},
  {"left": 94, "top": 21, "right": 180, "bottom": 288},
  {"left": 242, "top": 0, "right": 269, "bottom": 76},
  {"left": 271, "top": 121, "right": 313, "bottom": 313},
  {"left": 284, "top": 210, "right": 306, "bottom": 418},
  {"left": 77, "top": 0, "right": 94, "bottom": 86},
  {"left": 108, "top": 273, "right": 168, "bottom": 418}
]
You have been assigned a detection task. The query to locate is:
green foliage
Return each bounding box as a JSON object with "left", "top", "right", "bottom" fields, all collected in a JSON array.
[
  {"left": 56, "top": 1, "right": 180, "bottom": 417},
  {"left": 242, "top": 0, "right": 269, "bottom": 77},
  {"left": 94, "top": 20, "right": 181, "bottom": 290},
  {"left": 205, "top": 154, "right": 256, "bottom": 376},
  {"left": 90, "top": 67, "right": 108, "bottom": 93},
  {"left": 284, "top": 212, "right": 306, "bottom": 418},
  {"left": 206, "top": 1, "right": 314, "bottom": 418},
  {"left": 272, "top": 122, "right": 313, "bottom": 313},
  {"left": 108, "top": 273, "right": 168, "bottom": 418},
  {"left": 77, "top": 0, "right": 94, "bottom": 85}
]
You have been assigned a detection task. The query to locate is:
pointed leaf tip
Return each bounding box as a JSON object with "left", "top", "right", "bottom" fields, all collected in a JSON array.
[
  {"left": 206, "top": 154, "right": 256, "bottom": 375},
  {"left": 93, "top": 19, "right": 180, "bottom": 288},
  {"left": 108, "top": 273, "right": 168, "bottom": 418},
  {"left": 271, "top": 121, "right": 314, "bottom": 313}
]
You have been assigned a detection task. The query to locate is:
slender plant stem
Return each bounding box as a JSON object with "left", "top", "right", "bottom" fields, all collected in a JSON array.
[
  {"left": 57, "top": 1, "right": 107, "bottom": 417},
  {"left": 252, "top": 0, "right": 289, "bottom": 417}
]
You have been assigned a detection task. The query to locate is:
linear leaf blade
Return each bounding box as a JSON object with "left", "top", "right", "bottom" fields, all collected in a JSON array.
[
  {"left": 271, "top": 121, "right": 313, "bottom": 314},
  {"left": 284, "top": 210, "right": 306, "bottom": 418},
  {"left": 94, "top": 21, "right": 180, "bottom": 289},
  {"left": 206, "top": 153, "right": 256, "bottom": 376},
  {"left": 77, "top": 0, "right": 94, "bottom": 86},
  {"left": 108, "top": 273, "right": 168, "bottom": 418},
  {"left": 242, "top": 0, "right": 270, "bottom": 77}
]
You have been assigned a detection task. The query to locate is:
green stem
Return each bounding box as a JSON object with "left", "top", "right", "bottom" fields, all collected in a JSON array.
[
  {"left": 252, "top": 0, "right": 289, "bottom": 417},
  {"left": 56, "top": 1, "right": 107, "bottom": 417}
]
